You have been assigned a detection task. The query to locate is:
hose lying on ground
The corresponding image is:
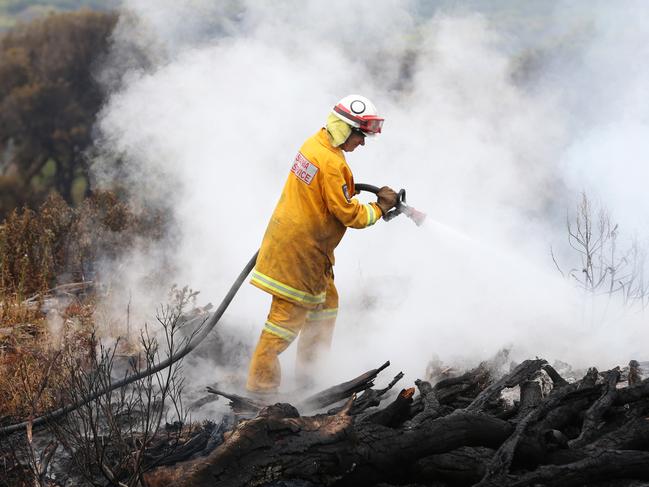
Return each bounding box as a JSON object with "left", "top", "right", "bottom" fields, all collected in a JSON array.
[{"left": 0, "top": 251, "right": 259, "bottom": 437}]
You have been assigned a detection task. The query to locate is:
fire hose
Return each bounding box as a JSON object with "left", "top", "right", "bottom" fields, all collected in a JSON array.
[
  {"left": 0, "top": 184, "right": 424, "bottom": 437},
  {"left": 355, "top": 183, "right": 426, "bottom": 226}
]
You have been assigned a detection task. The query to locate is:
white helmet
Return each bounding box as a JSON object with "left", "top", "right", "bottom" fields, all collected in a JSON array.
[{"left": 332, "top": 94, "right": 384, "bottom": 135}]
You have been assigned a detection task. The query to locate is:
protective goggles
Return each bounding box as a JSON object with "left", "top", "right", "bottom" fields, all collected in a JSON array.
[
  {"left": 358, "top": 116, "right": 384, "bottom": 135},
  {"left": 334, "top": 104, "right": 384, "bottom": 134}
]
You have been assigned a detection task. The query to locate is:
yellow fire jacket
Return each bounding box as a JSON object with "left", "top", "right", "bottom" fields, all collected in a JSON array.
[{"left": 251, "top": 128, "right": 382, "bottom": 308}]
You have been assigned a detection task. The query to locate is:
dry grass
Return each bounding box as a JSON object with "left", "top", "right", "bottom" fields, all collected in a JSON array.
[
  {"left": 0, "top": 291, "right": 97, "bottom": 421},
  {"left": 0, "top": 190, "right": 167, "bottom": 423}
]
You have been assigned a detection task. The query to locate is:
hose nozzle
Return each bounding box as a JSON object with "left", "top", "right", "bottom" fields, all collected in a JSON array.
[{"left": 355, "top": 183, "right": 426, "bottom": 227}]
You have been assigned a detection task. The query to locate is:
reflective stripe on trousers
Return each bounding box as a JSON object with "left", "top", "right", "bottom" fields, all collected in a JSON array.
[
  {"left": 247, "top": 275, "right": 339, "bottom": 393},
  {"left": 306, "top": 307, "right": 338, "bottom": 322},
  {"left": 263, "top": 320, "right": 298, "bottom": 342}
]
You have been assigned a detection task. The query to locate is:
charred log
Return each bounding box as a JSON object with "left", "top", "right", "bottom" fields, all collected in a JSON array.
[
  {"left": 541, "top": 363, "right": 569, "bottom": 387},
  {"left": 205, "top": 387, "right": 267, "bottom": 413},
  {"left": 364, "top": 387, "right": 415, "bottom": 427},
  {"left": 569, "top": 367, "right": 620, "bottom": 448},
  {"left": 615, "top": 377, "right": 649, "bottom": 404},
  {"left": 144, "top": 404, "right": 512, "bottom": 487},
  {"left": 466, "top": 359, "right": 546, "bottom": 413},
  {"left": 517, "top": 379, "right": 542, "bottom": 416},
  {"left": 405, "top": 379, "right": 443, "bottom": 428},
  {"left": 137, "top": 355, "right": 649, "bottom": 487},
  {"left": 298, "top": 361, "right": 392, "bottom": 411},
  {"left": 628, "top": 360, "right": 642, "bottom": 386},
  {"left": 413, "top": 446, "right": 494, "bottom": 486},
  {"left": 330, "top": 371, "right": 405, "bottom": 417},
  {"left": 432, "top": 366, "right": 491, "bottom": 406},
  {"left": 507, "top": 450, "right": 649, "bottom": 487}
]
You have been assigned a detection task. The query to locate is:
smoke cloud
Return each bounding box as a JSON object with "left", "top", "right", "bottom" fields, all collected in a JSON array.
[{"left": 91, "top": 1, "right": 649, "bottom": 401}]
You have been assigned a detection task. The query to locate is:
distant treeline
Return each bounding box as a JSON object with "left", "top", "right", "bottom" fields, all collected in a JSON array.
[
  {"left": 1, "top": 0, "right": 118, "bottom": 30},
  {"left": 0, "top": 8, "right": 117, "bottom": 218}
]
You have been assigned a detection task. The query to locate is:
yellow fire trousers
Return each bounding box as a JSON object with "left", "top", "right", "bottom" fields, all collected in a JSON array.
[{"left": 246, "top": 277, "right": 338, "bottom": 393}]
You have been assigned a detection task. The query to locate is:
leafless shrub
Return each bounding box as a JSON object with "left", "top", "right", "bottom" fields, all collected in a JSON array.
[
  {"left": 553, "top": 192, "right": 649, "bottom": 309},
  {"left": 43, "top": 286, "right": 202, "bottom": 486}
]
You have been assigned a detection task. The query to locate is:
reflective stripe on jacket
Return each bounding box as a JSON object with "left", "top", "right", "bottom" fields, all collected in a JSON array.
[{"left": 251, "top": 128, "right": 382, "bottom": 307}]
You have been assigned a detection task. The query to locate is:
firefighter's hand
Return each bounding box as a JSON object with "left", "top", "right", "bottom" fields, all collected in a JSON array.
[{"left": 376, "top": 186, "right": 398, "bottom": 214}]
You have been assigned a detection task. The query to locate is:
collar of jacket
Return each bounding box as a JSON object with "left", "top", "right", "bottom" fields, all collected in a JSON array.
[{"left": 318, "top": 128, "right": 345, "bottom": 159}]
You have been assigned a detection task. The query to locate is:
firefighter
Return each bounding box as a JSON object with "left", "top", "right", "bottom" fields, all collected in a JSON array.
[{"left": 246, "top": 95, "right": 398, "bottom": 394}]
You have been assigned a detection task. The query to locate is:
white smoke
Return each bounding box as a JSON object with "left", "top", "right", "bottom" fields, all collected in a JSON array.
[{"left": 91, "top": 0, "right": 649, "bottom": 400}]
